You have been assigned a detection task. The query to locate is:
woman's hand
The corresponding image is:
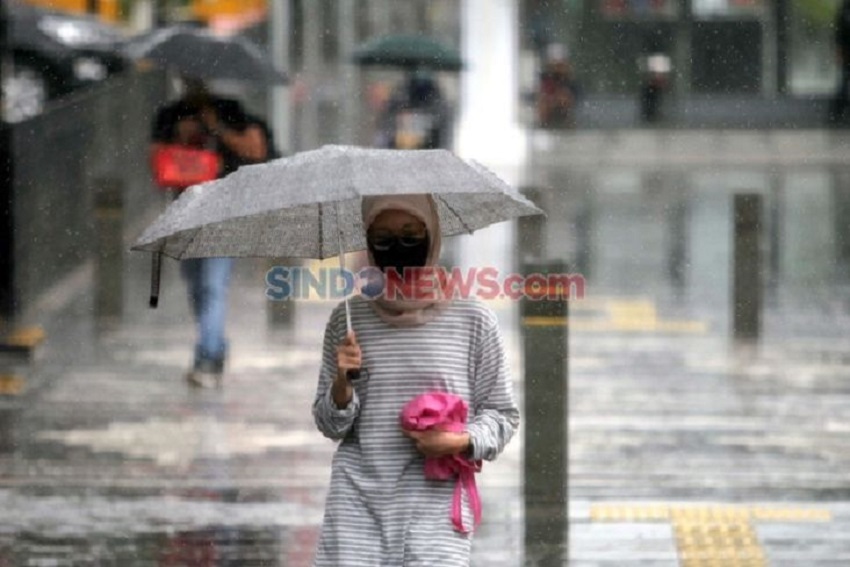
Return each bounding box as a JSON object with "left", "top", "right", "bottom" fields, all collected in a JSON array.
[
  {"left": 200, "top": 105, "right": 268, "bottom": 162},
  {"left": 199, "top": 105, "right": 221, "bottom": 133},
  {"left": 332, "top": 331, "right": 360, "bottom": 408},
  {"left": 404, "top": 429, "right": 470, "bottom": 458},
  {"left": 336, "top": 331, "right": 361, "bottom": 382}
]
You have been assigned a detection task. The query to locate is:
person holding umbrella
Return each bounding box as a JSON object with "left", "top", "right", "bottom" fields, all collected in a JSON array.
[
  {"left": 311, "top": 194, "right": 519, "bottom": 565},
  {"left": 352, "top": 34, "right": 463, "bottom": 150},
  {"left": 375, "top": 69, "right": 451, "bottom": 150},
  {"left": 150, "top": 77, "right": 272, "bottom": 387},
  {"left": 131, "top": 146, "right": 541, "bottom": 558}
]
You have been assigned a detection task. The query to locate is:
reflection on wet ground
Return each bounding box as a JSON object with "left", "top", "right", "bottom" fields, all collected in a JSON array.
[
  {"left": 3, "top": 132, "right": 850, "bottom": 565},
  {"left": 2, "top": 527, "right": 291, "bottom": 566}
]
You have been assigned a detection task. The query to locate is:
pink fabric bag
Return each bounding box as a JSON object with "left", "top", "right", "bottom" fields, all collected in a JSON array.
[{"left": 400, "top": 392, "right": 482, "bottom": 533}]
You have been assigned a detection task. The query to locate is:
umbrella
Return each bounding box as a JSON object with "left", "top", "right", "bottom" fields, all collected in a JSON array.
[
  {"left": 124, "top": 25, "right": 287, "bottom": 85},
  {"left": 352, "top": 34, "right": 464, "bottom": 72},
  {"left": 7, "top": 0, "right": 126, "bottom": 59},
  {"left": 132, "top": 145, "right": 542, "bottom": 330}
]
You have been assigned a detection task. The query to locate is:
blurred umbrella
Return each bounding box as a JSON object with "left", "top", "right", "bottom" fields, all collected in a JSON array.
[
  {"left": 124, "top": 25, "right": 287, "bottom": 85},
  {"left": 7, "top": 0, "right": 126, "bottom": 58},
  {"left": 352, "top": 34, "right": 464, "bottom": 72}
]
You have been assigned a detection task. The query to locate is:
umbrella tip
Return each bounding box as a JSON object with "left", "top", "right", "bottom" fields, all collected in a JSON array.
[{"left": 149, "top": 295, "right": 159, "bottom": 309}]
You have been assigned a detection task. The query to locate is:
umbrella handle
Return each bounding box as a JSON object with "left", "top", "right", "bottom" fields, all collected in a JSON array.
[
  {"left": 149, "top": 252, "right": 162, "bottom": 309},
  {"left": 336, "top": 202, "right": 358, "bottom": 380},
  {"left": 149, "top": 192, "right": 178, "bottom": 309},
  {"left": 336, "top": 202, "right": 353, "bottom": 334}
]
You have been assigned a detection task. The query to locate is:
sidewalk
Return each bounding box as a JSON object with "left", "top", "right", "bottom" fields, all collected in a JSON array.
[
  {"left": 0, "top": 246, "right": 528, "bottom": 565},
  {"left": 3, "top": 133, "right": 850, "bottom": 565}
]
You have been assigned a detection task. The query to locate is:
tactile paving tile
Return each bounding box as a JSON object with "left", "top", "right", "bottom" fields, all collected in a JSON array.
[{"left": 591, "top": 504, "right": 833, "bottom": 567}]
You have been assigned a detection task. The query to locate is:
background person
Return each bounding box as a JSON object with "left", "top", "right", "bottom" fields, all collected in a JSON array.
[
  {"left": 537, "top": 43, "right": 580, "bottom": 129},
  {"left": 150, "top": 78, "right": 272, "bottom": 387},
  {"left": 375, "top": 71, "right": 450, "bottom": 149}
]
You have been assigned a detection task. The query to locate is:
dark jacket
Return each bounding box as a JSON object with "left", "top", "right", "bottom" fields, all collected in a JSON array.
[{"left": 152, "top": 97, "right": 277, "bottom": 176}]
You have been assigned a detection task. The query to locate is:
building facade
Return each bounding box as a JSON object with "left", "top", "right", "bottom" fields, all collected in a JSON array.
[{"left": 522, "top": 0, "right": 840, "bottom": 98}]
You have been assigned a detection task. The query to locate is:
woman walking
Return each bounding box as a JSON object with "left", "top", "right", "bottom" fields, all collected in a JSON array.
[{"left": 312, "top": 194, "right": 519, "bottom": 566}]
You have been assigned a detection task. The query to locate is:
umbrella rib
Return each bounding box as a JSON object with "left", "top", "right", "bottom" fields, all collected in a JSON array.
[
  {"left": 318, "top": 201, "right": 324, "bottom": 259},
  {"left": 177, "top": 227, "right": 204, "bottom": 259},
  {"left": 435, "top": 194, "right": 473, "bottom": 234}
]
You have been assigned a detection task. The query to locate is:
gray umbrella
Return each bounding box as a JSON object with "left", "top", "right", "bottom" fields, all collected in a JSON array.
[
  {"left": 124, "top": 25, "right": 286, "bottom": 85},
  {"left": 132, "top": 145, "right": 543, "bottom": 328}
]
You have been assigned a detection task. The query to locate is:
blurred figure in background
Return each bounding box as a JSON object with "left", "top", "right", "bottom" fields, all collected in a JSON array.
[
  {"left": 833, "top": 0, "right": 850, "bottom": 124},
  {"left": 374, "top": 70, "right": 450, "bottom": 149},
  {"left": 639, "top": 52, "right": 672, "bottom": 124},
  {"left": 150, "top": 78, "right": 272, "bottom": 387},
  {"left": 536, "top": 43, "right": 579, "bottom": 129}
]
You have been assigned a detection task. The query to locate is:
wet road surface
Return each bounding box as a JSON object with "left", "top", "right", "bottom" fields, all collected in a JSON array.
[{"left": 3, "top": 131, "right": 850, "bottom": 565}]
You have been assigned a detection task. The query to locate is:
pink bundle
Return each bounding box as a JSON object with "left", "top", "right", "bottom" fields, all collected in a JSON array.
[{"left": 400, "top": 392, "right": 482, "bottom": 533}]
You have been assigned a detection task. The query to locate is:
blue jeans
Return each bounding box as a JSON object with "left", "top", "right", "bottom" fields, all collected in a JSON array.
[{"left": 180, "top": 257, "right": 233, "bottom": 373}]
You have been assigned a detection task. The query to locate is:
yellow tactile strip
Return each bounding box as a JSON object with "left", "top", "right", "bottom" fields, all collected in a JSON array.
[
  {"left": 520, "top": 316, "right": 705, "bottom": 332},
  {"left": 675, "top": 519, "right": 765, "bottom": 566},
  {"left": 2, "top": 326, "right": 45, "bottom": 348},
  {"left": 591, "top": 504, "right": 832, "bottom": 567},
  {"left": 0, "top": 374, "right": 25, "bottom": 396}
]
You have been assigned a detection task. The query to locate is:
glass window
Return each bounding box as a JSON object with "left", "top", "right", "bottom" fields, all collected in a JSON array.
[
  {"left": 600, "top": 0, "right": 679, "bottom": 19},
  {"left": 788, "top": 0, "right": 841, "bottom": 95},
  {"left": 692, "top": 0, "right": 767, "bottom": 18}
]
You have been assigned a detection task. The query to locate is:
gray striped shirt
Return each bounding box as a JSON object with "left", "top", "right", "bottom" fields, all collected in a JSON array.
[{"left": 312, "top": 296, "right": 519, "bottom": 566}]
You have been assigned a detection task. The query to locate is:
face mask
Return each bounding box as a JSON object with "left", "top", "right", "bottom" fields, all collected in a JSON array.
[{"left": 368, "top": 234, "right": 430, "bottom": 274}]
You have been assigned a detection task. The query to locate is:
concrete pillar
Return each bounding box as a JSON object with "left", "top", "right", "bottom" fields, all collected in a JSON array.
[
  {"left": 733, "top": 194, "right": 763, "bottom": 341},
  {"left": 268, "top": 0, "right": 291, "bottom": 155},
  {"left": 1, "top": 1, "right": 16, "bottom": 325},
  {"left": 338, "top": 0, "right": 359, "bottom": 145},
  {"left": 0, "top": 123, "right": 14, "bottom": 326},
  {"left": 675, "top": 0, "right": 693, "bottom": 96},
  {"left": 457, "top": 0, "right": 526, "bottom": 167},
  {"left": 667, "top": 191, "right": 688, "bottom": 293},
  {"left": 94, "top": 178, "right": 124, "bottom": 323},
  {"left": 300, "top": 0, "right": 322, "bottom": 150},
  {"left": 128, "top": 0, "right": 155, "bottom": 32},
  {"left": 267, "top": 258, "right": 295, "bottom": 328},
  {"left": 0, "top": 409, "right": 14, "bottom": 454},
  {"left": 767, "top": 174, "right": 783, "bottom": 295},
  {"left": 775, "top": 0, "right": 789, "bottom": 94},
  {"left": 832, "top": 168, "right": 850, "bottom": 276},
  {"left": 521, "top": 259, "right": 569, "bottom": 566}
]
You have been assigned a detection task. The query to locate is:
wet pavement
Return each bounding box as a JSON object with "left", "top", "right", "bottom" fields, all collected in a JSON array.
[{"left": 2, "top": 131, "right": 850, "bottom": 565}]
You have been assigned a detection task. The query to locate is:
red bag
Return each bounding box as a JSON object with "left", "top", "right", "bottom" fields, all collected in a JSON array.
[{"left": 152, "top": 145, "right": 222, "bottom": 190}]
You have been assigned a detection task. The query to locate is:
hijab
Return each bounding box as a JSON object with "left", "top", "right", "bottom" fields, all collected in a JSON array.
[{"left": 361, "top": 194, "right": 450, "bottom": 327}]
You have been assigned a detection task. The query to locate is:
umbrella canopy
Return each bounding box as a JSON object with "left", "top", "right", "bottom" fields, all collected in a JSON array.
[
  {"left": 124, "top": 25, "right": 287, "bottom": 85},
  {"left": 7, "top": 0, "right": 126, "bottom": 58},
  {"left": 132, "top": 145, "right": 540, "bottom": 260},
  {"left": 352, "top": 34, "right": 464, "bottom": 72}
]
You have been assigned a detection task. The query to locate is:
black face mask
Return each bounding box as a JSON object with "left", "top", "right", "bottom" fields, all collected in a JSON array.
[{"left": 368, "top": 234, "right": 430, "bottom": 274}]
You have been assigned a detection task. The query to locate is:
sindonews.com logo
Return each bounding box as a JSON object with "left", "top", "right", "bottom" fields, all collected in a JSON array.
[{"left": 265, "top": 266, "right": 585, "bottom": 301}]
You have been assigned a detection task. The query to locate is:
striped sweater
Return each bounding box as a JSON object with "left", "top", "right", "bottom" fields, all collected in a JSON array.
[{"left": 312, "top": 296, "right": 520, "bottom": 566}]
